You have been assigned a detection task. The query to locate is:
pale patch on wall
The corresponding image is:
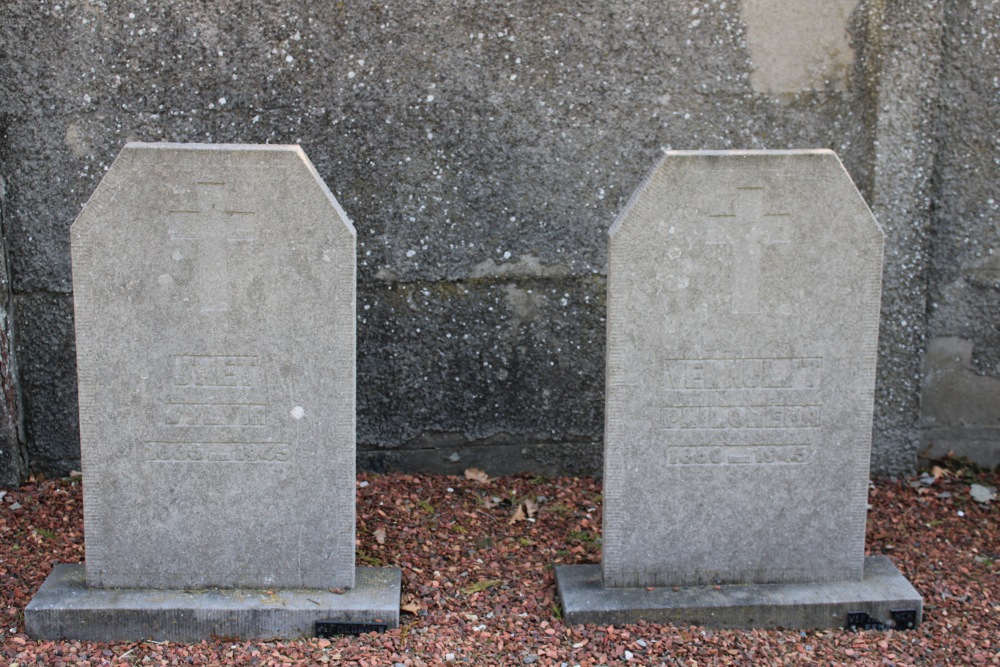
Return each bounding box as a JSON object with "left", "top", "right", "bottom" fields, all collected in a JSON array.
[
  {"left": 64, "top": 122, "right": 90, "bottom": 160},
  {"left": 741, "top": 0, "right": 859, "bottom": 96}
]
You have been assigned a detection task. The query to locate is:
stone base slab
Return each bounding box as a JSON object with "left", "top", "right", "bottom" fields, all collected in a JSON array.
[
  {"left": 555, "top": 556, "right": 922, "bottom": 629},
  {"left": 26, "top": 564, "right": 402, "bottom": 641}
]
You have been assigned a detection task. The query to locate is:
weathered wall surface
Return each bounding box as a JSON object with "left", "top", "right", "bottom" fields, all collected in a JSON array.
[
  {"left": 0, "top": 172, "right": 26, "bottom": 488},
  {"left": 0, "top": 0, "right": 995, "bottom": 481},
  {"left": 920, "top": 1, "right": 1000, "bottom": 468},
  {"left": 857, "top": 0, "right": 945, "bottom": 475}
]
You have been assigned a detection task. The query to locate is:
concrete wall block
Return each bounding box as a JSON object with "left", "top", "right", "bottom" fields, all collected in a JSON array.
[
  {"left": 13, "top": 293, "right": 77, "bottom": 476},
  {"left": 357, "top": 275, "right": 605, "bottom": 474},
  {"left": 860, "top": 0, "right": 945, "bottom": 475}
]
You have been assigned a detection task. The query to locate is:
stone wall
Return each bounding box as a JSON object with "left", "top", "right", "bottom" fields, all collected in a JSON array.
[{"left": 0, "top": 0, "right": 996, "bottom": 482}]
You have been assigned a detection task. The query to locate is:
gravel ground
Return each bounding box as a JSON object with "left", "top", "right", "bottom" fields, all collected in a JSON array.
[{"left": 1, "top": 464, "right": 997, "bottom": 666}]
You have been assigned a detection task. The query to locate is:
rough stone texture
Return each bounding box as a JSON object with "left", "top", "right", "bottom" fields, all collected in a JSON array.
[
  {"left": 857, "top": 0, "right": 945, "bottom": 475},
  {"left": 601, "top": 151, "right": 884, "bottom": 588},
  {"left": 0, "top": 1, "right": 996, "bottom": 477},
  {"left": 71, "top": 143, "right": 356, "bottom": 590},
  {"left": 357, "top": 277, "right": 606, "bottom": 466},
  {"left": 26, "top": 564, "right": 401, "bottom": 642},
  {"left": 358, "top": 442, "right": 603, "bottom": 479},
  {"left": 10, "top": 293, "right": 77, "bottom": 475},
  {"left": 920, "top": 337, "right": 1000, "bottom": 468},
  {"left": 556, "top": 558, "right": 923, "bottom": 629},
  {"left": 0, "top": 176, "right": 26, "bottom": 488},
  {"left": 920, "top": 1, "right": 1000, "bottom": 468},
  {"left": 741, "top": 0, "right": 859, "bottom": 96}
]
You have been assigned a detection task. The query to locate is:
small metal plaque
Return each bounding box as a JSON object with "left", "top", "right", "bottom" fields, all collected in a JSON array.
[
  {"left": 315, "top": 620, "right": 389, "bottom": 637},
  {"left": 891, "top": 608, "right": 918, "bottom": 629},
  {"left": 846, "top": 611, "right": 888, "bottom": 631},
  {"left": 847, "top": 608, "right": 919, "bottom": 631}
]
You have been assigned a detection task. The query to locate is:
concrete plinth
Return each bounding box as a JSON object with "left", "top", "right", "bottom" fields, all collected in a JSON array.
[
  {"left": 555, "top": 556, "right": 922, "bottom": 629},
  {"left": 26, "top": 564, "right": 402, "bottom": 641}
]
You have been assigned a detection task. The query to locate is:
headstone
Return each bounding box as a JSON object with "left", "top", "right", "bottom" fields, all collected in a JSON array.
[
  {"left": 26, "top": 143, "right": 400, "bottom": 641},
  {"left": 556, "top": 150, "right": 922, "bottom": 629}
]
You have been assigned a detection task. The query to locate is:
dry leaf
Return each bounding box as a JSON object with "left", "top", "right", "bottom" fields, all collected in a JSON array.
[
  {"left": 482, "top": 496, "right": 501, "bottom": 510},
  {"left": 374, "top": 527, "right": 386, "bottom": 545},
  {"left": 328, "top": 587, "right": 345, "bottom": 595},
  {"left": 463, "top": 579, "right": 502, "bottom": 594},
  {"left": 508, "top": 503, "right": 526, "bottom": 524},
  {"left": 931, "top": 465, "right": 947, "bottom": 480},
  {"left": 524, "top": 497, "right": 538, "bottom": 519},
  {"left": 464, "top": 467, "right": 489, "bottom": 483},
  {"left": 401, "top": 601, "right": 421, "bottom": 615}
]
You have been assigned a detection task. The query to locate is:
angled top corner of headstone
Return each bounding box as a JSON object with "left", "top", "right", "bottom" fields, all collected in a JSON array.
[
  {"left": 609, "top": 148, "right": 882, "bottom": 243},
  {"left": 71, "top": 142, "right": 355, "bottom": 240}
]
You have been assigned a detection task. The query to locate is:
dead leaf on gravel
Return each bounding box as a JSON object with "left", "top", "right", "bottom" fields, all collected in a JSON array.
[
  {"left": 509, "top": 503, "right": 526, "bottom": 524},
  {"left": 401, "top": 601, "right": 421, "bottom": 615},
  {"left": 463, "top": 579, "right": 502, "bottom": 594},
  {"left": 374, "top": 527, "right": 386, "bottom": 544},
  {"left": 464, "top": 467, "right": 489, "bottom": 483},
  {"left": 524, "top": 497, "right": 538, "bottom": 519}
]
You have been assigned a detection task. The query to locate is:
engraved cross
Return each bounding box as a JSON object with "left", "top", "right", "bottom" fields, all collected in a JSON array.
[
  {"left": 167, "top": 181, "right": 256, "bottom": 313},
  {"left": 705, "top": 186, "right": 790, "bottom": 314}
]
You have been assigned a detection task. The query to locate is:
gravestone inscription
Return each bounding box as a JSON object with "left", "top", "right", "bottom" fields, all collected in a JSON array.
[
  {"left": 556, "top": 150, "right": 923, "bottom": 628},
  {"left": 26, "top": 143, "right": 400, "bottom": 640}
]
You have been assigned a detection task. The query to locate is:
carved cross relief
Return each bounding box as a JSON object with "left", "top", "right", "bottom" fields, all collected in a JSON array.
[
  {"left": 705, "top": 186, "right": 791, "bottom": 314},
  {"left": 167, "top": 181, "right": 256, "bottom": 314}
]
